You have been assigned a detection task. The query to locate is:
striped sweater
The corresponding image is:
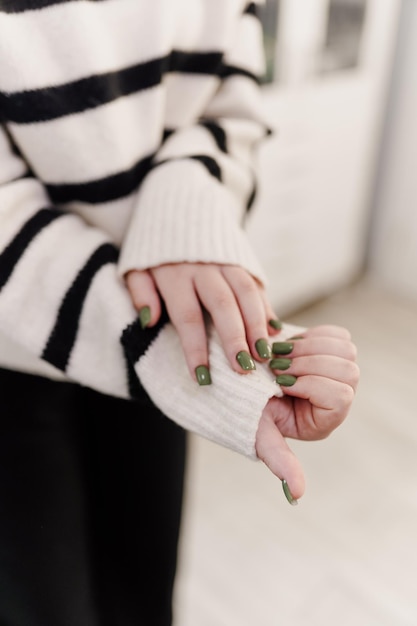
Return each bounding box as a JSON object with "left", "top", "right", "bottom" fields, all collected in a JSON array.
[{"left": 0, "top": 0, "right": 300, "bottom": 458}]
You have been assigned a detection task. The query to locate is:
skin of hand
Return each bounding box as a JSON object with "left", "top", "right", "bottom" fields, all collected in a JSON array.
[
  {"left": 255, "top": 325, "right": 360, "bottom": 501},
  {"left": 125, "top": 263, "right": 281, "bottom": 380}
]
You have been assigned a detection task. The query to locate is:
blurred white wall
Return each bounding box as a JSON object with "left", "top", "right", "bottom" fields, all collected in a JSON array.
[
  {"left": 247, "top": 0, "right": 402, "bottom": 315},
  {"left": 367, "top": 0, "right": 417, "bottom": 303}
]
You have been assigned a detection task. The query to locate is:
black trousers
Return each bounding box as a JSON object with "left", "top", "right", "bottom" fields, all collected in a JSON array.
[{"left": 0, "top": 368, "right": 187, "bottom": 626}]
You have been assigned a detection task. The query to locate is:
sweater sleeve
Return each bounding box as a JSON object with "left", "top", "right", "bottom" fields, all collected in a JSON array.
[
  {"left": 117, "top": 0, "right": 271, "bottom": 286},
  {"left": 0, "top": 124, "right": 304, "bottom": 460},
  {"left": 0, "top": 124, "right": 137, "bottom": 398}
]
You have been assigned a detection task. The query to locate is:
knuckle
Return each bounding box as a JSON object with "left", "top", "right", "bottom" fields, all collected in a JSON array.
[
  {"left": 212, "top": 289, "right": 234, "bottom": 310},
  {"left": 350, "top": 362, "right": 361, "bottom": 385},
  {"left": 226, "top": 265, "right": 258, "bottom": 290},
  {"left": 241, "top": 283, "right": 259, "bottom": 303},
  {"left": 228, "top": 333, "right": 247, "bottom": 352},
  {"left": 341, "top": 360, "right": 360, "bottom": 383},
  {"left": 336, "top": 326, "right": 352, "bottom": 340},
  {"left": 187, "top": 347, "right": 207, "bottom": 367},
  {"left": 345, "top": 341, "right": 358, "bottom": 361},
  {"left": 338, "top": 384, "right": 355, "bottom": 409},
  {"left": 179, "top": 307, "right": 202, "bottom": 328},
  {"left": 234, "top": 273, "right": 258, "bottom": 296},
  {"left": 130, "top": 292, "right": 143, "bottom": 310}
]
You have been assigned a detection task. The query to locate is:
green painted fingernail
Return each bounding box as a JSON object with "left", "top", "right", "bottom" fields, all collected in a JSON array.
[
  {"left": 269, "top": 358, "right": 292, "bottom": 370},
  {"left": 282, "top": 479, "right": 298, "bottom": 506},
  {"left": 268, "top": 318, "right": 283, "bottom": 331},
  {"left": 289, "top": 335, "right": 304, "bottom": 340},
  {"left": 139, "top": 306, "right": 151, "bottom": 329},
  {"left": 272, "top": 342, "right": 293, "bottom": 355},
  {"left": 255, "top": 338, "right": 272, "bottom": 359},
  {"left": 276, "top": 374, "right": 297, "bottom": 386},
  {"left": 236, "top": 351, "right": 256, "bottom": 371},
  {"left": 195, "top": 365, "right": 212, "bottom": 386}
]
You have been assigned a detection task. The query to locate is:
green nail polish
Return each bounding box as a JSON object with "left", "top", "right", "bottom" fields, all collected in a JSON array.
[
  {"left": 268, "top": 318, "right": 283, "bottom": 331},
  {"left": 269, "top": 358, "right": 292, "bottom": 370},
  {"left": 255, "top": 338, "right": 272, "bottom": 359},
  {"left": 282, "top": 479, "right": 298, "bottom": 506},
  {"left": 139, "top": 306, "right": 151, "bottom": 329},
  {"left": 289, "top": 335, "right": 304, "bottom": 340},
  {"left": 236, "top": 351, "right": 256, "bottom": 371},
  {"left": 195, "top": 365, "right": 212, "bottom": 386},
  {"left": 276, "top": 374, "right": 297, "bottom": 386},
  {"left": 272, "top": 342, "right": 293, "bottom": 355}
]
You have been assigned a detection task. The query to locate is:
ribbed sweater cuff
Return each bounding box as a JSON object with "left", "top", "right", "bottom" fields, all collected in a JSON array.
[
  {"left": 135, "top": 321, "right": 305, "bottom": 459},
  {"left": 117, "top": 160, "right": 268, "bottom": 286}
]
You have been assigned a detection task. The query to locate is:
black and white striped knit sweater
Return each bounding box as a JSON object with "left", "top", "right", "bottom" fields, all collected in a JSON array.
[{"left": 0, "top": 0, "right": 302, "bottom": 458}]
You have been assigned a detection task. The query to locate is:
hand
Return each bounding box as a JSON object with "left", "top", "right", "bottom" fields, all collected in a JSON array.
[
  {"left": 125, "top": 263, "right": 281, "bottom": 382},
  {"left": 255, "top": 325, "right": 359, "bottom": 502}
]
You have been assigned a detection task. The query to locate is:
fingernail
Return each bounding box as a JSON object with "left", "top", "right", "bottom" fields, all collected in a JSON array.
[
  {"left": 276, "top": 374, "right": 297, "bottom": 386},
  {"left": 268, "top": 318, "right": 283, "bottom": 331},
  {"left": 255, "top": 338, "right": 272, "bottom": 359},
  {"left": 289, "top": 335, "right": 304, "bottom": 340},
  {"left": 236, "top": 351, "right": 256, "bottom": 371},
  {"left": 269, "top": 358, "right": 292, "bottom": 370},
  {"left": 272, "top": 341, "right": 293, "bottom": 355},
  {"left": 139, "top": 306, "right": 151, "bottom": 329},
  {"left": 195, "top": 365, "right": 212, "bottom": 386},
  {"left": 282, "top": 479, "right": 298, "bottom": 506}
]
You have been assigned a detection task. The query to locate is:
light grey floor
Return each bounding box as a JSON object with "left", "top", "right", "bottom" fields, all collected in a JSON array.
[{"left": 172, "top": 272, "right": 417, "bottom": 626}]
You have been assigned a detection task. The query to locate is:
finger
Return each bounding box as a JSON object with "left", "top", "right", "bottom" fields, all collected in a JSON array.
[
  {"left": 272, "top": 336, "right": 357, "bottom": 362},
  {"left": 194, "top": 267, "right": 256, "bottom": 374},
  {"left": 152, "top": 269, "right": 209, "bottom": 383},
  {"left": 270, "top": 355, "right": 360, "bottom": 391},
  {"left": 301, "top": 325, "right": 352, "bottom": 340},
  {"left": 125, "top": 269, "right": 161, "bottom": 327},
  {"left": 278, "top": 375, "right": 355, "bottom": 436},
  {"left": 256, "top": 399, "right": 306, "bottom": 500},
  {"left": 220, "top": 266, "right": 272, "bottom": 362},
  {"left": 258, "top": 286, "right": 283, "bottom": 337}
]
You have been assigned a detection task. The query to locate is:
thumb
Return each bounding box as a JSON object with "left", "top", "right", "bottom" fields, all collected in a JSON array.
[{"left": 255, "top": 400, "right": 306, "bottom": 504}]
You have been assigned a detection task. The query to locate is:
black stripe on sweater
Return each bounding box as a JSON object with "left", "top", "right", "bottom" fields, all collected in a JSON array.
[
  {"left": 243, "top": 2, "right": 260, "bottom": 19},
  {"left": 0, "top": 51, "right": 224, "bottom": 125},
  {"left": 190, "top": 155, "right": 222, "bottom": 181},
  {"left": 0, "top": 56, "right": 167, "bottom": 125},
  {"left": 47, "top": 154, "right": 154, "bottom": 205},
  {"left": 0, "top": 0, "right": 106, "bottom": 13},
  {"left": 246, "top": 181, "right": 257, "bottom": 212},
  {"left": 220, "top": 64, "right": 260, "bottom": 84},
  {"left": 169, "top": 50, "right": 223, "bottom": 75},
  {"left": 200, "top": 120, "right": 228, "bottom": 153},
  {"left": 42, "top": 242, "right": 118, "bottom": 371},
  {"left": 154, "top": 155, "right": 222, "bottom": 183},
  {"left": 0, "top": 207, "right": 64, "bottom": 291},
  {"left": 194, "top": 121, "right": 262, "bottom": 213},
  {"left": 121, "top": 306, "right": 170, "bottom": 399},
  {"left": 1, "top": 0, "right": 262, "bottom": 18},
  {"left": 46, "top": 152, "right": 221, "bottom": 206},
  {"left": 198, "top": 123, "right": 257, "bottom": 211}
]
